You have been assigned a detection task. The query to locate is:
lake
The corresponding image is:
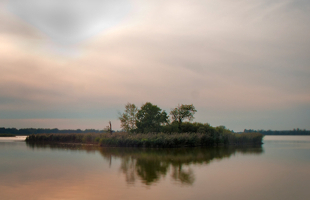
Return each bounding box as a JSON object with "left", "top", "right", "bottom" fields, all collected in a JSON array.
[{"left": 1, "top": 136, "right": 309, "bottom": 200}]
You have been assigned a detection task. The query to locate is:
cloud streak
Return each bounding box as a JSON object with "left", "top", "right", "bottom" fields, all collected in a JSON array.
[{"left": 5, "top": 0, "right": 131, "bottom": 44}]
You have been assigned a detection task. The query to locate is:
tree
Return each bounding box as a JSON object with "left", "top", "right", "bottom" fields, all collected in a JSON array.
[
  {"left": 136, "top": 102, "right": 168, "bottom": 133},
  {"left": 119, "top": 103, "right": 138, "bottom": 133},
  {"left": 170, "top": 104, "right": 197, "bottom": 131}
]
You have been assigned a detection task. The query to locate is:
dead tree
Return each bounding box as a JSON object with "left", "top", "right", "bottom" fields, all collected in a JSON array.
[{"left": 109, "top": 121, "right": 112, "bottom": 135}]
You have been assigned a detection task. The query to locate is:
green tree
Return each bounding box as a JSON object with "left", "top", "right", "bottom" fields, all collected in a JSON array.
[
  {"left": 136, "top": 102, "right": 168, "bottom": 133},
  {"left": 170, "top": 104, "right": 197, "bottom": 131},
  {"left": 119, "top": 103, "right": 138, "bottom": 133}
]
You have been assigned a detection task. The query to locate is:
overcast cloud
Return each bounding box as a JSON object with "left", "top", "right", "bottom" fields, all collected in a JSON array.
[{"left": 0, "top": 0, "right": 309, "bottom": 131}]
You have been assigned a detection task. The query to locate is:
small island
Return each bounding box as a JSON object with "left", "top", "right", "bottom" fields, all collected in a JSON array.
[{"left": 25, "top": 103, "right": 263, "bottom": 147}]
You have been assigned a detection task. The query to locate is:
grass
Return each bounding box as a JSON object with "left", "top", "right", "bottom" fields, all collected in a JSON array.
[
  {"left": 0, "top": 134, "right": 16, "bottom": 137},
  {"left": 25, "top": 132, "right": 263, "bottom": 147}
]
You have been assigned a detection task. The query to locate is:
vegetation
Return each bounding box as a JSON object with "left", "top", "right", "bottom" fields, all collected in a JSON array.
[
  {"left": 0, "top": 133, "right": 16, "bottom": 137},
  {"left": 0, "top": 127, "right": 107, "bottom": 135},
  {"left": 170, "top": 104, "right": 197, "bottom": 131},
  {"left": 26, "top": 131, "right": 263, "bottom": 147},
  {"left": 244, "top": 129, "right": 310, "bottom": 135},
  {"left": 2, "top": 102, "right": 308, "bottom": 137},
  {"left": 119, "top": 103, "right": 199, "bottom": 133},
  {"left": 25, "top": 102, "right": 264, "bottom": 147},
  {"left": 119, "top": 103, "right": 138, "bottom": 132},
  {"left": 136, "top": 102, "right": 168, "bottom": 133}
]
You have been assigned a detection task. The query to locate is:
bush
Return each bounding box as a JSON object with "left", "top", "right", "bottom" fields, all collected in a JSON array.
[{"left": 25, "top": 131, "right": 263, "bottom": 148}]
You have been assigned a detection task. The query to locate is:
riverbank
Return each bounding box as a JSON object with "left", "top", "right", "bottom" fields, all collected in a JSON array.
[{"left": 25, "top": 132, "right": 263, "bottom": 147}]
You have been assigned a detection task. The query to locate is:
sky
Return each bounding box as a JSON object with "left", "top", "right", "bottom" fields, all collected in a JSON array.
[{"left": 0, "top": 0, "right": 309, "bottom": 132}]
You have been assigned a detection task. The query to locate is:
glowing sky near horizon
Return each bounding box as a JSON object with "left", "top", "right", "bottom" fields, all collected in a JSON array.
[{"left": 0, "top": 0, "right": 309, "bottom": 131}]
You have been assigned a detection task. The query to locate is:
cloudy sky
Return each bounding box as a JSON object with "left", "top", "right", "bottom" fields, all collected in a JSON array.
[{"left": 0, "top": 0, "right": 309, "bottom": 131}]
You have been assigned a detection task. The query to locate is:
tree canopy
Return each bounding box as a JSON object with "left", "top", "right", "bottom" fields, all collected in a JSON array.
[
  {"left": 118, "top": 103, "right": 138, "bottom": 133},
  {"left": 119, "top": 103, "right": 200, "bottom": 133},
  {"left": 170, "top": 104, "right": 197, "bottom": 131},
  {"left": 136, "top": 102, "right": 168, "bottom": 133}
]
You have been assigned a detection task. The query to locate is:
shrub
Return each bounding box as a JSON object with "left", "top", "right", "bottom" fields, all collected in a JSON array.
[{"left": 25, "top": 132, "right": 263, "bottom": 148}]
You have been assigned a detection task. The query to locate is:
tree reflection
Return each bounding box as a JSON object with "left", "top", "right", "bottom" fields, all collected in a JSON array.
[
  {"left": 98, "top": 147, "right": 263, "bottom": 186},
  {"left": 26, "top": 142, "right": 263, "bottom": 186},
  {"left": 171, "top": 165, "right": 194, "bottom": 185},
  {"left": 136, "top": 159, "right": 169, "bottom": 185},
  {"left": 120, "top": 157, "right": 136, "bottom": 184}
]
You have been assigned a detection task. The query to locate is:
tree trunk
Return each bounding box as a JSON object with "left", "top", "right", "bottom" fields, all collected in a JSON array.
[{"left": 109, "top": 121, "right": 112, "bottom": 135}]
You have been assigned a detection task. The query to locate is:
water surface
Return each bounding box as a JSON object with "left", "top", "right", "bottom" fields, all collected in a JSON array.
[{"left": 1, "top": 136, "right": 309, "bottom": 200}]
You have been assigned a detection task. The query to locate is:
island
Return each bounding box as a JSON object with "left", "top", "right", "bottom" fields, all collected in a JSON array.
[{"left": 24, "top": 103, "right": 264, "bottom": 147}]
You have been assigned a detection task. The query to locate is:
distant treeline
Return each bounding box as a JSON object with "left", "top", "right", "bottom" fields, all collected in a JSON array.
[
  {"left": 0, "top": 127, "right": 105, "bottom": 135},
  {"left": 0, "top": 133, "right": 16, "bottom": 137},
  {"left": 244, "top": 129, "right": 310, "bottom": 135}
]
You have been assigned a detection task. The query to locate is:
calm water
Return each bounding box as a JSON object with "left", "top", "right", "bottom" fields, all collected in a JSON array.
[{"left": 1, "top": 136, "right": 310, "bottom": 200}]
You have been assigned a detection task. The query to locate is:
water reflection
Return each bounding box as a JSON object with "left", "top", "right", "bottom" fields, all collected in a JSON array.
[{"left": 26, "top": 142, "right": 263, "bottom": 186}]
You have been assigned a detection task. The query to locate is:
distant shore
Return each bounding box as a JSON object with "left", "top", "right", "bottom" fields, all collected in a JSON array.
[{"left": 0, "top": 134, "right": 16, "bottom": 137}]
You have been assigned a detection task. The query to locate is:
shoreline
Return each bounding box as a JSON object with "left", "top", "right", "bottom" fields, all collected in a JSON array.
[
  {"left": 26, "top": 140, "right": 263, "bottom": 147},
  {"left": 25, "top": 132, "right": 264, "bottom": 148}
]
